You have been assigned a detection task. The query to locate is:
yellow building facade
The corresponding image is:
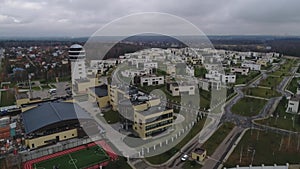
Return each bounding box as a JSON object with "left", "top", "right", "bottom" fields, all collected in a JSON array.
[
  {"left": 192, "top": 148, "right": 207, "bottom": 162},
  {"left": 133, "top": 108, "right": 173, "bottom": 139},
  {"left": 25, "top": 128, "right": 78, "bottom": 149}
]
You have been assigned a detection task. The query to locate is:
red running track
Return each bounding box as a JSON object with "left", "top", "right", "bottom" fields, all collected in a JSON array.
[{"left": 23, "top": 140, "right": 118, "bottom": 169}]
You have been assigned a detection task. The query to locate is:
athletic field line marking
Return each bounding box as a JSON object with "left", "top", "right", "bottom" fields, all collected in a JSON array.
[
  {"left": 97, "top": 146, "right": 109, "bottom": 158},
  {"left": 68, "top": 153, "right": 78, "bottom": 169}
]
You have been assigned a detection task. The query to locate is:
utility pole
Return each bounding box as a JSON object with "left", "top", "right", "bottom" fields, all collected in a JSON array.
[
  {"left": 297, "top": 134, "right": 300, "bottom": 151},
  {"left": 28, "top": 74, "right": 32, "bottom": 99},
  {"left": 287, "top": 132, "right": 291, "bottom": 148},
  {"left": 251, "top": 149, "right": 256, "bottom": 165},
  {"left": 239, "top": 145, "right": 243, "bottom": 163},
  {"left": 279, "top": 135, "right": 283, "bottom": 151}
]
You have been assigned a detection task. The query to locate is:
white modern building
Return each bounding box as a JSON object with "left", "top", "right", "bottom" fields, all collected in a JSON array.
[
  {"left": 128, "top": 58, "right": 150, "bottom": 66},
  {"left": 241, "top": 61, "right": 261, "bottom": 71},
  {"left": 90, "top": 59, "right": 119, "bottom": 68},
  {"left": 286, "top": 96, "right": 300, "bottom": 114},
  {"left": 205, "top": 70, "right": 236, "bottom": 84},
  {"left": 204, "top": 63, "right": 220, "bottom": 71},
  {"left": 186, "top": 66, "right": 195, "bottom": 76},
  {"left": 139, "top": 75, "right": 164, "bottom": 86},
  {"left": 205, "top": 70, "right": 221, "bottom": 81},
  {"left": 143, "top": 62, "right": 158, "bottom": 69},
  {"left": 121, "top": 69, "right": 152, "bottom": 78},
  {"left": 198, "top": 79, "right": 210, "bottom": 91},
  {"left": 166, "top": 64, "right": 176, "bottom": 75},
  {"left": 168, "top": 82, "right": 195, "bottom": 96},
  {"left": 69, "top": 44, "right": 87, "bottom": 85},
  {"left": 221, "top": 74, "right": 236, "bottom": 84},
  {"left": 230, "top": 67, "right": 249, "bottom": 75},
  {"left": 297, "top": 87, "right": 300, "bottom": 95}
]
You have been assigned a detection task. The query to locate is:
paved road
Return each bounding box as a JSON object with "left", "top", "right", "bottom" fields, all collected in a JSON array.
[
  {"left": 109, "top": 58, "right": 298, "bottom": 169},
  {"left": 200, "top": 60, "right": 292, "bottom": 169},
  {"left": 201, "top": 126, "right": 244, "bottom": 169}
]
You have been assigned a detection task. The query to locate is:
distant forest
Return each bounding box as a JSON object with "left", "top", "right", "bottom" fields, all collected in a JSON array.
[
  {"left": 210, "top": 36, "right": 300, "bottom": 57},
  {"left": 1, "top": 35, "right": 300, "bottom": 57}
]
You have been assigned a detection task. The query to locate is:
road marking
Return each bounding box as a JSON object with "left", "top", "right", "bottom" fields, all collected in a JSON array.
[{"left": 68, "top": 153, "right": 78, "bottom": 169}]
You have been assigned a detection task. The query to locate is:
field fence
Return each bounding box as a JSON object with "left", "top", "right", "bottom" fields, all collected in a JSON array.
[{"left": 20, "top": 135, "right": 102, "bottom": 162}]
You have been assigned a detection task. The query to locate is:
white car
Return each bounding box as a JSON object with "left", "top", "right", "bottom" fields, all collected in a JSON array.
[{"left": 181, "top": 154, "right": 189, "bottom": 161}]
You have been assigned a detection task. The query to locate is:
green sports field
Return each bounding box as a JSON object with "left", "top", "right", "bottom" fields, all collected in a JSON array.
[{"left": 34, "top": 146, "right": 110, "bottom": 169}]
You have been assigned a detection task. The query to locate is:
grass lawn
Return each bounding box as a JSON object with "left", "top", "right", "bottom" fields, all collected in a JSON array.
[
  {"left": 0, "top": 90, "right": 15, "bottom": 106},
  {"left": 201, "top": 122, "right": 235, "bottom": 155},
  {"left": 224, "top": 129, "right": 300, "bottom": 167},
  {"left": 182, "top": 160, "right": 202, "bottom": 169},
  {"left": 287, "top": 77, "right": 300, "bottom": 94},
  {"left": 256, "top": 97, "right": 300, "bottom": 132},
  {"left": 235, "top": 71, "right": 260, "bottom": 85},
  {"left": 41, "top": 84, "right": 51, "bottom": 90},
  {"left": 243, "top": 87, "right": 281, "bottom": 99},
  {"left": 58, "top": 76, "right": 71, "bottom": 82},
  {"left": 0, "top": 158, "right": 5, "bottom": 169},
  {"left": 194, "top": 66, "right": 207, "bottom": 78},
  {"left": 270, "top": 70, "right": 284, "bottom": 77},
  {"left": 145, "top": 119, "right": 207, "bottom": 164},
  {"left": 200, "top": 96, "right": 210, "bottom": 110},
  {"left": 97, "top": 110, "right": 120, "bottom": 124},
  {"left": 261, "top": 64, "right": 273, "bottom": 70},
  {"left": 231, "top": 97, "right": 267, "bottom": 117},
  {"left": 259, "top": 76, "right": 283, "bottom": 88},
  {"left": 269, "top": 59, "right": 295, "bottom": 77},
  {"left": 34, "top": 146, "right": 110, "bottom": 169}
]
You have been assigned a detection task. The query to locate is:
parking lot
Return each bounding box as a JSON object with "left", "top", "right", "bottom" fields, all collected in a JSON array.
[{"left": 30, "top": 82, "right": 70, "bottom": 99}]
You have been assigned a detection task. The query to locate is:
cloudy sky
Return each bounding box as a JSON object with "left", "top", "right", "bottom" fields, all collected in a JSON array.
[{"left": 0, "top": 0, "right": 299, "bottom": 37}]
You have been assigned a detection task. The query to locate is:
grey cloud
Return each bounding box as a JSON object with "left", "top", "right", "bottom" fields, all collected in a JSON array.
[{"left": 0, "top": 0, "right": 299, "bottom": 37}]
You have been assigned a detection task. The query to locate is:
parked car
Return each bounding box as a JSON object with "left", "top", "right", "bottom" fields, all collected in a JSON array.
[
  {"left": 48, "top": 88, "right": 57, "bottom": 94},
  {"left": 181, "top": 154, "right": 189, "bottom": 161}
]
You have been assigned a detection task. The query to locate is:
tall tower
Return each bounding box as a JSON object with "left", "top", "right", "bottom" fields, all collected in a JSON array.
[{"left": 68, "top": 44, "right": 87, "bottom": 85}]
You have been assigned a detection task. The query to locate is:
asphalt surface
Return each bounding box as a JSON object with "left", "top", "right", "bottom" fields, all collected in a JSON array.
[{"left": 200, "top": 60, "right": 297, "bottom": 169}]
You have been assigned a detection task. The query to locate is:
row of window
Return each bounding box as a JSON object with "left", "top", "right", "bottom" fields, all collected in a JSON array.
[
  {"left": 145, "top": 119, "right": 173, "bottom": 131},
  {"left": 145, "top": 112, "right": 173, "bottom": 123},
  {"left": 145, "top": 127, "right": 168, "bottom": 137}
]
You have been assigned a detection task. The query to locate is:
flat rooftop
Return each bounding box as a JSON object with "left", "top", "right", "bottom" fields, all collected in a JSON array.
[
  {"left": 137, "top": 106, "right": 172, "bottom": 116},
  {"left": 194, "top": 148, "right": 206, "bottom": 154}
]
